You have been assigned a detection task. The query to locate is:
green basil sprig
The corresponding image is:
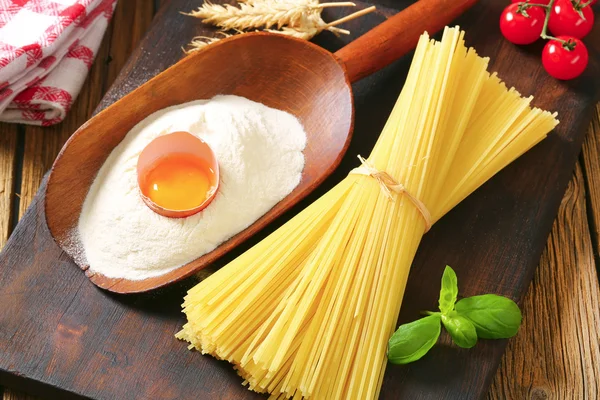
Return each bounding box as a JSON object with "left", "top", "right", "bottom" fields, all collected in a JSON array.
[{"left": 387, "top": 266, "right": 522, "bottom": 364}]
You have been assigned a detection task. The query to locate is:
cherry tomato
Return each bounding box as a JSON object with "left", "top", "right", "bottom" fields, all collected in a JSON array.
[
  {"left": 511, "top": 0, "right": 551, "bottom": 4},
  {"left": 548, "top": 0, "right": 594, "bottom": 39},
  {"left": 542, "top": 36, "right": 588, "bottom": 80},
  {"left": 500, "top": 4, "right": 546, "bottom": 45}
]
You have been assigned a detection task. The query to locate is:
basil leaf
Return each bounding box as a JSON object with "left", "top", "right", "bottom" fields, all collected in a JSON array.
[
  {"left": 455, "top": 294, "right": 522, "bottom": 339},
  {"left": 438, "top": 265, "right": 458, "bottom": 314},
  {"left": 388, "top": 314, "right": 441, "bottom": 364},
  {"left": 442, "top": 314, "right": 478, "bottom": 348}
]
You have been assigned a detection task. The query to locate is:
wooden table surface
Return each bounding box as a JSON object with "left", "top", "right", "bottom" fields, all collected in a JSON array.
[{"left": 1, "top": 1, "right": 599, "bottom": 399}]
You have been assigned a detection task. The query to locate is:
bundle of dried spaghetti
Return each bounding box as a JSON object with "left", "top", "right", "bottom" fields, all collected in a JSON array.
[{"left": 177, "top": 26, "right": 558, "bottom": 399}]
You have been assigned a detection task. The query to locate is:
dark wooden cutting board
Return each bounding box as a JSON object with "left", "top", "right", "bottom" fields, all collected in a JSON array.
[{"left": 1, "top": 0, "right": 599, "bottom": 399}]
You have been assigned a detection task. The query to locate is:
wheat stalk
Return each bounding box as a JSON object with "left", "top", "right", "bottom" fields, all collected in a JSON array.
[
  {"left": 321, "top": 5, "right": 375, "bottom": 29},
  {"left": 185, "top": 0, "right": 357, "bottom": 30},
  {"left": 183, "top": 0, "right": 376, "bottom": 54},
  {"left": 267, "top": 5, "right": 374, "bottom": 39}
]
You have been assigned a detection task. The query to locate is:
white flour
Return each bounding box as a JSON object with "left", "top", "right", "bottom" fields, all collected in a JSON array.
[{"left": 78, "top": 95, "right": 306, "bottom": 280}]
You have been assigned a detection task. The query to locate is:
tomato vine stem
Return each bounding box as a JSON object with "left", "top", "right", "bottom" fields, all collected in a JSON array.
[{"left": 533, "top": 0, "right": 570, "bottom": 44}]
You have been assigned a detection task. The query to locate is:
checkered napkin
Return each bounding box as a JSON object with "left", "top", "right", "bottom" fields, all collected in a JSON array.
[{"left": 0, "top": 0, "right": 116, "bottom": 126}]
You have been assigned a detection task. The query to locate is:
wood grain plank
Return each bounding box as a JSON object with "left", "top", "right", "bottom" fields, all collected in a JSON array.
[
  {"left": 105, "top": 0, "right": 156, "bottom": 87},
  {"left": 0, "top": 125, "right": 18, "bottom": 248},
  {"left": 2, "top": 391, "right": 36, "bottom": 400},
  {"left": 17, "top": 0, "right": 156, "bottom": 218},
  {"left": 1, "top": 1, "right": 600, "bottom": 399},
  {"left": 487, "top": 162, "right": 600, "bottom": 400},
  {"left": 581, "top": 104, "right": 600, "bottom": 265}
]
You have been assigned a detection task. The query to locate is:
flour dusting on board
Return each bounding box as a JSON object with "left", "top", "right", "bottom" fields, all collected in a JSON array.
[{"left": 77, "top": 95, "right": 307, "bottom": 280}]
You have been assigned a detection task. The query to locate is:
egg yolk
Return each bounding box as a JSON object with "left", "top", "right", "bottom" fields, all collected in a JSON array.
[{"left": 142, "top": 153, "right": 215, "bottom": 211}]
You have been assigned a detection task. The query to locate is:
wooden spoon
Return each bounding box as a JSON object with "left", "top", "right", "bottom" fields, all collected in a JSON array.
[{"left": 45, "top": 0, "right": 479, "bottom": 293}]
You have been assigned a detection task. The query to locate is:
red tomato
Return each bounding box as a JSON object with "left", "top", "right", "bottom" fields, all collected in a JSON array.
[
  {"left": 542, "top": 36, "right": 588, "bottom": 80},
  {"left": 548, "top": 0, "right": 594, "bottom": 39},
  {"left": 500, "top": 4, "right": 546, "bottom": 45}
]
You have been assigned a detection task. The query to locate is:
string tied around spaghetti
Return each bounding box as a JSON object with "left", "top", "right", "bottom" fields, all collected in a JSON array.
[{"left": 349, "top": 155, "right": 432, "bottom": 232}]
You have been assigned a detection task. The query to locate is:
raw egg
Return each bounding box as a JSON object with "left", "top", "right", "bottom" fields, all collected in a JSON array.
[{"left": 137, "top": 131, "right": 219, "bottom": 218}]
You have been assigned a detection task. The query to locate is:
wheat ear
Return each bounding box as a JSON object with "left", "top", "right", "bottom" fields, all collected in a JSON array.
[
  {"left": 183, "top": 1, "right": 376, "bottom": 53},
  {"left": 184, "top": 0, "right": 355, "bottom": 30},
  {"left": 184, "top": 31, "right": 237, "bottom": 54},
  {"left": 266, "top": 5, "right": 374, "bottom": 39}
]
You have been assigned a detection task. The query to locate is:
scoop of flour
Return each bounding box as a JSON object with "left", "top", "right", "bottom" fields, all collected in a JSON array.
[{"left": 78, "top": 95, "right": 306, "bottom": 280}]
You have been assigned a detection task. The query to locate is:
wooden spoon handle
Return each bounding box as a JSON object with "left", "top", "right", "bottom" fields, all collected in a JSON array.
[{"left": 334, "top": 0, "right": 479, "bottom": 83}]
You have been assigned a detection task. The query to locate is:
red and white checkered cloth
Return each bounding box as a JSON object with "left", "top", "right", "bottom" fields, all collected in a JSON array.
[{"left": 0, "top": 0, "right": 116, "bottom": 126}]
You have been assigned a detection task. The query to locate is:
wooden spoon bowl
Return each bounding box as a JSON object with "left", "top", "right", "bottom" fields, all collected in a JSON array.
[{"left": 45, "top": 0, "right": 478, "bottom": 293}]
